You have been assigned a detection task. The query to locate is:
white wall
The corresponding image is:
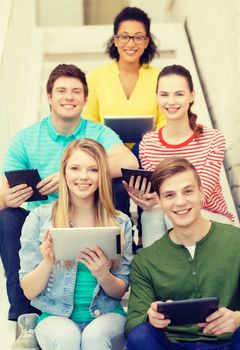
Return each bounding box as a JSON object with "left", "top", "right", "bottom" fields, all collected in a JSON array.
[
  {"left": 36, "top": 0, "right": 130, "bottom": 26},
  {"left": 130, "top": 0, "right": 174, "bottom": 22},
  {"left": 36, "top": 0, "right": 83, "bottom": 26},
  {"left": 0, "top": 0, "right": 36, "bottom": 168}
]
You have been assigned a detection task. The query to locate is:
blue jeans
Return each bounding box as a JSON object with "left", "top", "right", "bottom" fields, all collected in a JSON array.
[
  {"left": 0, "top": 178, "right": 130, "bottom": 320},
  {"left": 35, "top": 313, "right": 126, "bottom": 350},
  {"left": 0, "top": 207, "right": 40, "bottom": 320},
  {"left": 126, "top": 323, "right": 240, "bottom": 350},
  {"left": 112, "top": 177, "right": 131, "bottom": 217},
  {"left": 130, "top": 142, "right": 142, "bottom": 239}
]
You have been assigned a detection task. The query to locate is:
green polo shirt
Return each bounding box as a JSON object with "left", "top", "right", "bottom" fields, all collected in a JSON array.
[
  {"left": 126, "top": 221, "right": 240, "bottom": 343},
  {"left": 2, "top": 116, "right": 122, "bottom": 209}
]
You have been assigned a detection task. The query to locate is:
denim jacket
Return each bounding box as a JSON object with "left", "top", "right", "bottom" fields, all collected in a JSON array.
[{"left": 19, "top": 203, "right": 133, "bottom": 318}]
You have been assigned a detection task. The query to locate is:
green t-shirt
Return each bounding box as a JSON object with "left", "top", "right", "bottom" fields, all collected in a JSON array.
[{"left": 126, "top": 221, "right": 240, "bottom": 343}]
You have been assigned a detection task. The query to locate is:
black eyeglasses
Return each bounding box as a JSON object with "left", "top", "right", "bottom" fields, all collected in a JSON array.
[{"left": 115, "top": 34, "right": 147, "bottom": 45}]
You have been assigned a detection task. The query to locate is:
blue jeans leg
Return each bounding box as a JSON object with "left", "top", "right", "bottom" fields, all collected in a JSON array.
[
  {"left": 81, "top": 313, "right": 126, "bottom": 350},
  {"left": 126, "top": 323, "right": 177, "bottom": 350},
  {"left": 131, "top": 142, "right": 143, "bottom": 239},
  {"left": 181, "top": 328, "right": 240, "bottom": 350},
  {"left": 0, "top": 207, "right": 40, "bottom": 320},
  {"left": 229, "top": 327, "right": 240, "bottom": 349},
  {"left": 112, "top": 177, "right": 131, "bottom": 217},
  {"left": 131, "top": 142, "right": 141, "bottom": 168},
  {"left": 127, "top": 324, "right": 240, "bottom": 350},
  {"left": 35, "top": 316, "right": 81, "bottom": 350}
]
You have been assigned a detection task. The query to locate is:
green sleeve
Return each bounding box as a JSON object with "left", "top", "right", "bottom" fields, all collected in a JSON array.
[{"left": 125, "top": 253, "right": 156, "bottom": 336}]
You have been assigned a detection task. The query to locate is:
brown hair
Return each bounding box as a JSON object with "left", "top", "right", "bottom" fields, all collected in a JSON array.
[
  {"left": 152, "top": 156, "right": 202, "bottom": 196},
  {"left": 156, "top": 64, "right": 203, "bottom": 139},
  {"left": 46, "top": 64, "right": 88, "bottom": 97}
]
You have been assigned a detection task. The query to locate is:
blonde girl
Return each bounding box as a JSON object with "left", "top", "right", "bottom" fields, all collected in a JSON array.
[{"left": 19, "top": 138, "right": 132, "bottom": 350}]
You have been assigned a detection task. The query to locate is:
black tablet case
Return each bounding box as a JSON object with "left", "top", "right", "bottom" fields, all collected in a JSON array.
[
  {"left": 5, "top": 169, "right": 48, "bottom": 202},
  {"left": 121, "top": 168, "right": 154, "bottom": 192},
  {"left": 157, "top": 297, "right": 219, "bottom": 325}
]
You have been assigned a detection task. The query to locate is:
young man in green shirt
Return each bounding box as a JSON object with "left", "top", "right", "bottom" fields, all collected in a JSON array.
[{"left": 126, "top": 156, "right": 240, "bottom": 349}]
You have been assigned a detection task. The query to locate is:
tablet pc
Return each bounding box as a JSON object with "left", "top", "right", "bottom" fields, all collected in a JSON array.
[
  {"left": 4, "top": 169, "right": 48, "bottom": 202},
  {"left": 157, "top": 297, "right": 219, "bottom": 325},
  {"left": 104, "top": 115, "right": 154, "bottom": 143},
  {"left": 51, "top": 226, "right": 121, "bottom": 261},
  {"left": 121, "top": 168, "right": 154, "bottom": 193}
]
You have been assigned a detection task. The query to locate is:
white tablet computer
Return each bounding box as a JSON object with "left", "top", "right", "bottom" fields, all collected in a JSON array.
[
  {"left": 50, "top": 227, "right": 121, "bottom": 261},
  {"left": 104, "top": 115, "right": 154, "bottom": 143}
]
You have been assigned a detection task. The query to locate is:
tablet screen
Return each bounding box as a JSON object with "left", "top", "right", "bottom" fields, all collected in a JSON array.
[
  {"left": 51, "top": 226, "right": 121, "bottom": 261},
  {"left": 104, "top": 115, "right": 154, "bottom": 143},
  {"left": 157, "top": 297, "right": 219, "bottom": 325}
]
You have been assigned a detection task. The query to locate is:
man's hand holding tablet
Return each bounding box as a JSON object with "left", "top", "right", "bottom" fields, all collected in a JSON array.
[
  {"left": 148, "top": 298, "right": 219, "bottom": 328},
  {"left": 4, "top": 169, "right": 48, "bottom": 205}
]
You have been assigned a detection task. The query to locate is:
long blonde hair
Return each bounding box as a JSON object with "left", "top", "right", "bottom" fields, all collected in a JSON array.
[{"left": 52, "top": 139, "right": 118, "bottom": 228}]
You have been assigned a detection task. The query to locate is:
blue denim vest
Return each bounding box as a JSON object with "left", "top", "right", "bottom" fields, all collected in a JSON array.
[{"left": 19, "top": 203, "right": 133, "bottom": 318}]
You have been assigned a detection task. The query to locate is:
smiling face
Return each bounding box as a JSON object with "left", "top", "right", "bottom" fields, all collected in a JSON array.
[
  {"left": 157, "top": 74, "right": 195, "bottom": 122},
  {"left": 65, "top": 148, "right": 99, "bottom": 202},
  {"left": 114, "top": 20, "right": 149, "bottom": 65},
  {"left": 48, "top": 76, "right": 87, "bottom": 122},
  {"left": 157, "top": 169, "right": 202, "bottom": 230}
]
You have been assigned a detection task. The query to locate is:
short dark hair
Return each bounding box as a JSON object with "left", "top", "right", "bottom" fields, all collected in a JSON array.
[
  {"left": 106, "top": 7, "right": 159, "bottom": 64},
  {"left": 46, "top": 64, "right": 88, "bottom": 97},
  {"left": 156, "top": 64, "right": 203, "bottom": 138},
  {"left": 152, "top": 156, "right": 202, "bottom": 196}
]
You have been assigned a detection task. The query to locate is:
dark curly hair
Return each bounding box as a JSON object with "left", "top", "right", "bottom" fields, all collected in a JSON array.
[
  {"left": 106, "top": 7, "right": 159, "bottom": 65},
  {"left": 156, "top": 64, "right": 203, "bottom": 138}
]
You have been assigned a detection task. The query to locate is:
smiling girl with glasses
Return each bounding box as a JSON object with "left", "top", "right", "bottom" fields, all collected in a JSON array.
[
  {"left": 83, "top": 7, "right": 166, "bottom": 250},
  {"left": 83, "top": 6, "right": 165, "bottom": 128}
]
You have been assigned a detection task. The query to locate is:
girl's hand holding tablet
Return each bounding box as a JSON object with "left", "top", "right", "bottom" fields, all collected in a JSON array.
[
  {"left": 40, "top": 230, "right": 55, "bottom": 267},
  {"left": 123, "top": 174, "right": 157, "bottom": 210},
  {"left": 78, "top": 246, "right": 111, "bottom": 280}
]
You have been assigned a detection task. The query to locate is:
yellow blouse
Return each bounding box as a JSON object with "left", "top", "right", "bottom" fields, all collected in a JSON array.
[{"left": 82, "top": 61, "right": 166, "bottom": 129}]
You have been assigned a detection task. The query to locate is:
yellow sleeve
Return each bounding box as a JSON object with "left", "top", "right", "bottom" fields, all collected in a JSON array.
[
  {"left": 82, "top": 70, "right": 100, "bottom": 123},
  {"left": 144, "top": 66, "right": 166, "bottom": 130},
  {"left": 154, "top": 103, "right": 166, "bottom": 129}
]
